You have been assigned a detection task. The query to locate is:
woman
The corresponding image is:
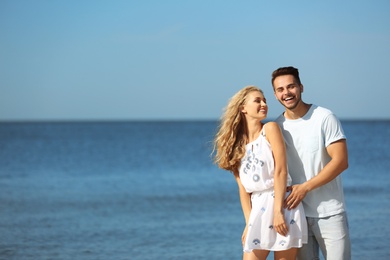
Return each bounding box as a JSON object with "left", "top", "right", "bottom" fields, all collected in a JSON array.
[{"left": 213, "top": 86, "right": 307, "bottom": 260}]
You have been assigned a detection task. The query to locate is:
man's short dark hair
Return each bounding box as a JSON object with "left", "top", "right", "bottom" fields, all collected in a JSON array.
[{"left": 271, "top": 66, "right": 301, "bottom": 86}]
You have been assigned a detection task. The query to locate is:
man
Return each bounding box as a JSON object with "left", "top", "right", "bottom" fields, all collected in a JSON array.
[{"left": 271, "top": 66, "right": 351, "bottom": 260}]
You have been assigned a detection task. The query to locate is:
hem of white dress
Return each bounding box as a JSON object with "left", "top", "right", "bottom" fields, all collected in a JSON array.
[{"left": 243, "top": 238, "right": 306, "bottom": 252}]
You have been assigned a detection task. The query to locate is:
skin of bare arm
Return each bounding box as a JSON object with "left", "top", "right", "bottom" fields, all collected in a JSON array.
[
  {"left": 234, "top": 170, "right": 252, "bottom": 246},
  {"left": 285, "top": 139, "right": 349, "bottom": 209},
  {"left": 264, "top": 122, "right": 289, "bottom": 236}
]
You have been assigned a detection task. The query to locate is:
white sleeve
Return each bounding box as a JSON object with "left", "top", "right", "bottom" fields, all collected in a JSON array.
[{"left": 323, "top": 113, "right": 346, "bottom": 147}]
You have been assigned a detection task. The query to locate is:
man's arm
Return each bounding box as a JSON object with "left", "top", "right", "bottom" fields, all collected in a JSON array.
[{"left": 285, "top": 139, "right": 348, "bottom": 209}]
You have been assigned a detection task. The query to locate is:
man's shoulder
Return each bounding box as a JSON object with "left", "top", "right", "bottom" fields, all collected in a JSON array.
[
  {"left": 310, "top": 105, "right": 344, "bottom": 132},
  {"left": 274, "top": 113, "right": 285, "bottom": 124},
  {"left": 311, "top": 105, "right": 336, "bottom": 118},
  {"left": 312, "top": 104, "right": 333, "bottom": 113}
]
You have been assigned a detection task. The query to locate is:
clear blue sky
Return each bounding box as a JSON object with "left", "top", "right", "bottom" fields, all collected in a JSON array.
[{"left": 1, "top": 0, "right": 389, "bottom": 121}]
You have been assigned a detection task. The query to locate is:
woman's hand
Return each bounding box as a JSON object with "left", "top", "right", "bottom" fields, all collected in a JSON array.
[{"left": 273, "top": 212, "right": 288, "bottom": 237}]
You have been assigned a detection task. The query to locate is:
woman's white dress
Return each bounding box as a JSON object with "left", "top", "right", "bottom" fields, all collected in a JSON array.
[{"left": 239, "top": 129, "right": 307, "bottom": 252}]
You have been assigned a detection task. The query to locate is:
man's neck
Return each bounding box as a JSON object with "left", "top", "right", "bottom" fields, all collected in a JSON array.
[{"left": 284, "top": 102, "right": 311, "bottom": 120}]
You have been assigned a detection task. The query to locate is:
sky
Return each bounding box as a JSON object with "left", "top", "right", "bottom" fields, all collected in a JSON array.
[{"left": 1, "top": 0, "right": 389, "bottom": 121}]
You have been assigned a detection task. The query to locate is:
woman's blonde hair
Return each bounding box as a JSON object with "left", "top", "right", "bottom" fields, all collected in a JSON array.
[{"left": 213, "top": 86, "right": 263, "bottom": 173}]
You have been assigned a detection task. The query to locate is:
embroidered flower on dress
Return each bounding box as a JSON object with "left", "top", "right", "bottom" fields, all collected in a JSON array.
[
  {"left": 259, "top": 160, "right": 264, "bottom": 167},
  {"left": 279, "top": 240, "right": 287, "bottom": 246},
  {"left": 246, "top": 163, "right": 250, "bottom": 169},
  {"left": 252, "top": 239, "right": 260, "bottom": 245},
  {"left": 247, "top": 156, "right": 252, "bottom": 163}
]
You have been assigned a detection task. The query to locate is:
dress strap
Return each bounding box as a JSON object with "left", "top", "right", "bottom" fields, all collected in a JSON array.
[{"left": 260, "top": 124, "right": 266, "bottom": 137}]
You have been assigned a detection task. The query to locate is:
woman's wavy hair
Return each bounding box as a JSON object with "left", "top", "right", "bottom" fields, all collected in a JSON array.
[{"left": 213, "top": 86, "right": 263, "bottom": 173}]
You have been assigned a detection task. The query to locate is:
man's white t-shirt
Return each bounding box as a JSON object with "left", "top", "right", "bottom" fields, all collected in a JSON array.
[{"left": 275, "top": 105, "right": 347, "bottom": 218}]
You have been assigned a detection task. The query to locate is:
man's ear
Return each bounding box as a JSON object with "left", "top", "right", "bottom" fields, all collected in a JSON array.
[{"left": 300, "top": 84, "right": 304, "bottom": 93}]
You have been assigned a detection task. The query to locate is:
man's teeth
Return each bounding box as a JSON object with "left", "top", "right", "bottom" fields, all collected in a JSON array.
[{"left": 285, "top": 97, "right": 293, "bottom": 101}]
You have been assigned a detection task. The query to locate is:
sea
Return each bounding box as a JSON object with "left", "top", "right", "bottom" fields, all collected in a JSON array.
[{"left": 0, "top": 120, "right": 389, "bottom": 260}]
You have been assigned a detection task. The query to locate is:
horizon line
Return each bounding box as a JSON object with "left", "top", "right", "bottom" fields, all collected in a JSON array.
[{"left": 1, "top": 117, "right": 389, "bottom": 124}]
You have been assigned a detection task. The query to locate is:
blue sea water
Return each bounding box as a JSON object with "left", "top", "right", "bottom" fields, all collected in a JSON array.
[{"left": 0, "top": 120, "right": 389, "bottom": 260}]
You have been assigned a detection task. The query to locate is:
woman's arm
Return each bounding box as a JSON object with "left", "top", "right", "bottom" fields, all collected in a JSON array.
[
  {"left": 234, "top": 171, "right": 251, "bottom": 224},
  {"left": 233, "top": 170, "right": 252, "bottom": 245},
  {"left": 265, "top": 122, "right": 288, "bottom": 236}
]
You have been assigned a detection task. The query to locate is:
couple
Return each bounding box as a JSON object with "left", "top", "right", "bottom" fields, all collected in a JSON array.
[{"left": 213, "top": 66, "right": 351, "bottom": 260}]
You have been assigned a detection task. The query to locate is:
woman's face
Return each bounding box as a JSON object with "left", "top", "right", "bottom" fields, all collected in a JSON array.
[{"left": 241, "top": 91, "right": 268, "bottom": 120}]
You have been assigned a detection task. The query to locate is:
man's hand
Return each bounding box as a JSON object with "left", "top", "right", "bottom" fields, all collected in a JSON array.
[{"left": 284, "top": 184, "right": 309, "bottom": 209}]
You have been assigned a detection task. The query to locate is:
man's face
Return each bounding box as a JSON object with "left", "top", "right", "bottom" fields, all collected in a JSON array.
[{"left": 273, "top": 75, "right": 303, "bottom": 110}]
